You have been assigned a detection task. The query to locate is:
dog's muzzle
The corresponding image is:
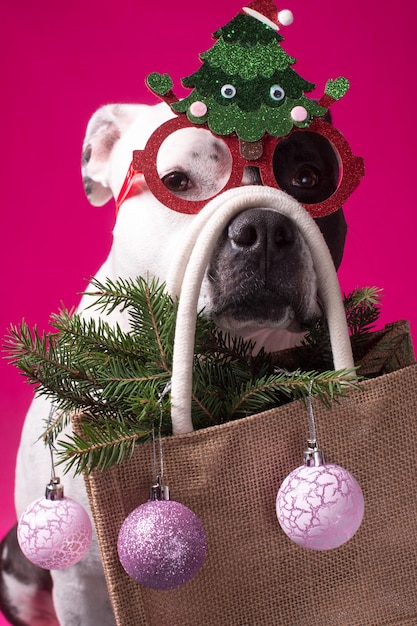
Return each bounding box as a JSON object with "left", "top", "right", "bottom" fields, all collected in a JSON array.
[{"left": 206, "top": 206, "right": 319, "bottom": 331}]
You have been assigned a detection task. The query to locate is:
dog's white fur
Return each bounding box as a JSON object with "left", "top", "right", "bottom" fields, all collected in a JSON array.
[{"left": 14, "top": 102, "right": 318, "bottom": 625}]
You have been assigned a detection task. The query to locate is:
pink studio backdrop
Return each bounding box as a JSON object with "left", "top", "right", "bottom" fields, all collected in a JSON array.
[{"left": 0, "top": 0, "right": 415, "bottom": 618}]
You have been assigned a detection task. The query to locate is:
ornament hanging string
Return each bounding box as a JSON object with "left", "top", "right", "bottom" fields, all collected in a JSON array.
[
  {"left": 304, "top": 377, "right": 325, "bottom": 464},
  {"left": 274, "top": 368, "right": 322, "bottom": 461},
  {"left": 152, "top": 381, "right": 172, "bottom": 490},
  {"left": 44, "top": 404, "right": 58, "bottom": 483},
  {"left": 307, "top": 378, "right": 316, "bottom": 446}
]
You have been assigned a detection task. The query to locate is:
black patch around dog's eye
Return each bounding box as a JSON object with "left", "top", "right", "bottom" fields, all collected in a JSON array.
[
  {"left": 161, "top": 171, "right": 190, "bottom": 193},
  {"left": 273, "top": 132, "right": 339, "bottom": 204}
]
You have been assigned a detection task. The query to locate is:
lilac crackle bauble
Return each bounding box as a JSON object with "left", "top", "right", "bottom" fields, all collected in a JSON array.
[
  {"left": 117, "top": 500, "right": 207, "bottom": 590},
  {"left": 276, "top": 463, "right": 364, "bottom": 550},
  {"left": 17, "top": 497, "right": 93, "bottom": 569}
]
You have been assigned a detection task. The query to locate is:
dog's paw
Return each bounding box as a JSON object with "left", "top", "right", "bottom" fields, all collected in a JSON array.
[{"left": 147, "top": 72, "right": 174, "bottom": 96}]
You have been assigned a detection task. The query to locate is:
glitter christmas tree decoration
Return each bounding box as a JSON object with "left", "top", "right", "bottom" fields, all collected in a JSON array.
[
  {"left": 117, "top": 479, "right": 207, "bottom": 590},
  {"left": 275, "top": 382, "right": 364, "bottom": 550},
  {"left": 146, "top": 0, "right": 349, "bottom": 142},
  {"left": 17, "top": 477, "right": 93, "bottom": 570},
  {"left": 117, "top": 1, "right": 364, "bottom": 219}
]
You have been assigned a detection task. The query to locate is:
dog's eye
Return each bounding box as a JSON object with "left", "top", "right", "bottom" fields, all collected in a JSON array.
[
  {"left": 161, "top": 171, "right": 190, "bottom": 192},
  {"left": 292, "top": 166, "right": 320, "bottom": 189}
]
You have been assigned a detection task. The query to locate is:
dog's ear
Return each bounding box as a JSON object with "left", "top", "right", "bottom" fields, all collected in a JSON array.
[{"left": 81, "top": 104, "right": 138, "bottom": 206}]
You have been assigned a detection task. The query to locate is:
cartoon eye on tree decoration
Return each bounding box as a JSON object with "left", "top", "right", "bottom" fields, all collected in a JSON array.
[{"left": 146, "top": 0, "right": 349, "bottom": 158}]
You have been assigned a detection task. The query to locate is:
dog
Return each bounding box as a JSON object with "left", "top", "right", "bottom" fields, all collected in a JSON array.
[{"left": 0, "top": 101, "right": 348, "bottom": 625}]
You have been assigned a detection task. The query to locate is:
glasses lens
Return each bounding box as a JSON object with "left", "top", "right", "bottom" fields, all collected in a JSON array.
[
  {"left": 273, "top": 132, "right": 341, "bottom": 204},
  {"left": 156, "top": 128, "right": 233, "bottom": 203}
]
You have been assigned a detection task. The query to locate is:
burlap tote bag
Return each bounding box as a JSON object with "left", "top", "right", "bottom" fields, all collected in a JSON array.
[{"left": 80, "top": 188, "right": 417, "bottom": 625}]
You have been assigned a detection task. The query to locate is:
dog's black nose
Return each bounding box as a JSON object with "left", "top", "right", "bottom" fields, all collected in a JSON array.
[{"left": 228, "top": 208, "right": 296, "bottom": 258}]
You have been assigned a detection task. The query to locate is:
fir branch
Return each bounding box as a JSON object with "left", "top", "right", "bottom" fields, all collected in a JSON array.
[
  {"left": 4, "top": 278, "right": 380, "bottom": 475},
  {"left": 51, "top": 309, "right": 144, "bottom": 361},
  {"left": 6, "top": 321, "right": 77, "bottom": 382},
  {"left": 143, "top": 280, "right": 169, "bottom": 370},
  {"left": 344, "top": 286, "right": 382, "bottom": 337},
  {"left": 42, "top": 408, "right": 72, "bottom": 445},
  {"left": 293, "top": 286, "right": 383, "bottom": 371},
  {"left": 227, "top": 368, "right": 359, "bottom": 419},
  {"left": 56, "top": 416, "right": 154, "bottom": 475},
  {"left": 84, "top": 276, "right": 178, "bottom": 364},
  {"left": 4, "top": 322, "right": 102, "bottom": 411}
]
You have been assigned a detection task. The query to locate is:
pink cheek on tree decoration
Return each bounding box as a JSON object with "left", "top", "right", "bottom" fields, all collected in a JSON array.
[
  {"left": 17, "top": 496, "right": 93, "bottom": 569},
  {"left": 291, "top": 105, "right": 308, "bottom": 122},
  {"left": 117, "top": 499, "right": 207, "bottom": 590},
  {"left": 189, "top": 101, "right": 208, "bottom": 118},
  {"left": 276, "top": 462, "right": 364, "bottom": 550}
]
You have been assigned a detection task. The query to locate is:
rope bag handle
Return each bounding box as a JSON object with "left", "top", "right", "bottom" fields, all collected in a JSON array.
[{"left": 166, "top": 186, "right": 354, "bottom": 435}]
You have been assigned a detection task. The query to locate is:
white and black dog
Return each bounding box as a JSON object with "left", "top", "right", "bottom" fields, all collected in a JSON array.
[{"left": 0, "top": 101, "right": 347, "bottom": 625}]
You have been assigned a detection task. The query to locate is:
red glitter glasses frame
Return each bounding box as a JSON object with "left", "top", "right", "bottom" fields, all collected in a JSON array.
[{"left": 116, "top": 116, "right": 364, "bottom": 218}]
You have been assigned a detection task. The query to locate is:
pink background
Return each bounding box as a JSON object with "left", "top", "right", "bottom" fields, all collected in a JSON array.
[{"left": 0, "top": 1, "right": 415, "bottom": 620}]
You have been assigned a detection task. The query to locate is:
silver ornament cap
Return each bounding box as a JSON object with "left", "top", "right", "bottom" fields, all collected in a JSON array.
[
  {"left": 149, "top": 476, "right": 170, "bottom": 501},
  {"left": 304, "top": 441, "right": 326, "bottom": 467},
  {"left": 45, "top": 477, "right": 64, "bottom": 500}
]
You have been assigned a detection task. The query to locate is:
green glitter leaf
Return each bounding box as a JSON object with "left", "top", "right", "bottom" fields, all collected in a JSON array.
[
  {"left": 146, "top": 72, "right": 174, "bottom": 96},
  {"left": 325, "top": 77, "right": 350, "bottom": 101}
]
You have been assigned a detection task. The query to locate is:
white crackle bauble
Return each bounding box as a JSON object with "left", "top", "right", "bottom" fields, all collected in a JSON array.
[
  {"left": 276, "top": 463, "right": 364, "bottom": 550},
  {"left": 118, "top": 499, "right": 207, "bottom": 590},
  {"left": 17, "top": 496, "right": 93, "bottom": 569}
]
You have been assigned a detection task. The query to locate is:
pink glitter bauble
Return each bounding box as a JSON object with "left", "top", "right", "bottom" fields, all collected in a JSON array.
[
  {"left": 276, "top": 463, "right": 364, "bottom": 550},
  {"left": 17, "top": 497, "right": 93, "bottom": 569},
  {"left": 117, "top": 500, "right": 207, "bottom": 590}
]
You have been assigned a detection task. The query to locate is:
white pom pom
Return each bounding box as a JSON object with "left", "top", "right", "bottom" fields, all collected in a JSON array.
[{"left": 278, "top": 9, "right": 294, "bottom": 26}]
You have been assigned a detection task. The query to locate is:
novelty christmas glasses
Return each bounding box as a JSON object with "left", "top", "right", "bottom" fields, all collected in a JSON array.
[
  {"left": 117, "top": 0, "right": 365, "bottom": 217},
  {"left": 116, "top": 115, "right": 364, "bottom": 218}
]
